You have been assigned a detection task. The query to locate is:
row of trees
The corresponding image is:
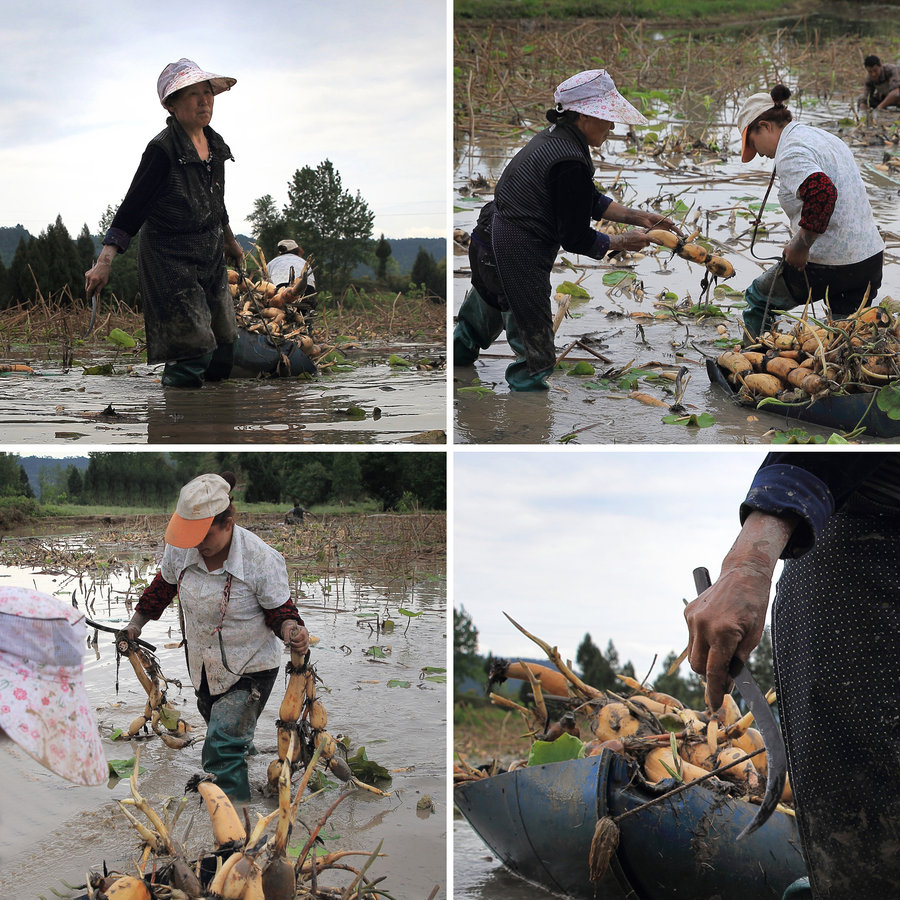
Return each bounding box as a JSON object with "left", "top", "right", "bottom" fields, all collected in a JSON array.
[
  {"left": 0, "top": 452, "right": 446, "bottom": 512},
  {"left": 454, "top": 605, "right": 775, "bottom": 709},
  {"left": 0, "top": 159, "right": 444, "bottom": 309}
]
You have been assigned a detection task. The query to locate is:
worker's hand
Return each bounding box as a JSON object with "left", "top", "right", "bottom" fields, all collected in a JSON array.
[
  {"left": 115, "top": 623, "right": 142, "bottom": 644},
  {"left": 783, "top": 233, "right": 812, "bottom": 270},
  {"left": 684, "top": 565, "right": 772, "bottom": 711},
  {"left": 608, "top": 230, "right": 654, "bottom": 253},
  {"left": 281, "top": 621, "right": 310, "bottom": 655},
  {"left": 225, "top": 236, "right": 244, "bottom": 267},
  {"left": 84, "top": 260, "right": 111, "bottom": 299},
  {"left": 643, "top": 213, "right": 684, "bottom": 238},
  {"left": 684, "top": 510, "right": 796, "bottom": 711}
]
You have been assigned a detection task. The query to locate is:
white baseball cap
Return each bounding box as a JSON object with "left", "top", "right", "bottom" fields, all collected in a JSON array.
[
  {"left": 157, "top": 58, "right": 236, "bottom": 107},
  {"left": 737, "top": 91, "right": 779, "bottom": 162},
  {"left": 554, "top": 69, "right": 648, "bottom": 125},
  {"left": 165, "top": 473, "right": 231, "bottom": 548},
  {"left": 0, "top": 587, "right": 108, "bottom": 786}
]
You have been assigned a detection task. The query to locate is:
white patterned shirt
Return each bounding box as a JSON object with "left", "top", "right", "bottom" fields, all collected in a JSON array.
[
  {"left": 775, "top": 121, "right": 883, "bottom": 266},
  {"left": 160, "top": 525, "right": 289, "bottom": 694}
]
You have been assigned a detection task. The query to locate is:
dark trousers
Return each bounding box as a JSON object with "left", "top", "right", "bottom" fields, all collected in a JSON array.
[{"left": 195, "top": 666, "right": 278, "bottom": 803}]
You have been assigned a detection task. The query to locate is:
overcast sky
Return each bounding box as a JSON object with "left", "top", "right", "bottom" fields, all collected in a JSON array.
[
  {"left": 454, "top": 449, "right": 777, "bottom": 685},
  {"left": 0, "top": 0, "right": 446, "bottom": 241}
]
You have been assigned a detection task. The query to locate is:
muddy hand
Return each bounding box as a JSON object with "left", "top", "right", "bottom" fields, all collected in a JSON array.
[
  {"left": 644, "top": 214, "right": 684, "bottom": 238},
  {"left": 282, "top": 622, "right": 310, "bottom": 655},
  {"left": 608, "top": 230, "right": 655, "bottom": 253}
]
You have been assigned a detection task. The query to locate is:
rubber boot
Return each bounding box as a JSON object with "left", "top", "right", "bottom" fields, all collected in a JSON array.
[
  {"left": 782, "top": 877, "right": 812, "bottom": 899},
  {"left": 742, "top": 264, "right": 796, "bottom": 340},
  {"left": 504, "top": 311, "right": 553, "bottom": 391},
  {"left": 205, "top": 341, "right": 236, "bottom": 382},
  {"left": 201, "top": 686, "right": 260, "bottom": 803},
  {"left": 454, "top": 287, "right": 504, "bottom": 366},
  {"left": 162, "top": 351, "right": 214, "bottom": 388}
]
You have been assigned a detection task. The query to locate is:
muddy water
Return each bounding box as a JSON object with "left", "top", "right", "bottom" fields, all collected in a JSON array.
[
  {"left": 453, "top": 102, "right": 900, "bottom": 444},
  {"left": 0, "top": 346, "right": 446, "bottom": 444},
  {"left": 0, "top": 525, "right": 447, "bottom": 898},
  {"left": 454, "top": 817, "right": 559, "bottom": 900}
]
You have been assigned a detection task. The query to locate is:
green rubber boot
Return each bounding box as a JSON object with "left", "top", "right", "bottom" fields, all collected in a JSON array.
[
  {"left": 504, "top": 312, "right": 552, "bottom": 392},
  {"left": 162, "top": 351, "right": 214, "bottom": 388},
  {"left": 454, "top": 287, "right": 504, "bottom": 366}
]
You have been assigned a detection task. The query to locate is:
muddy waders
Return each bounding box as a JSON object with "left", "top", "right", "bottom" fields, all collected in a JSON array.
[
  {"left": 196, "top": 667, "right": 277, "bottom": 803},
  {"left": 162, "top": 341, "right": 236, "bottom": 388},
  {"left": 454, "top": 287, "right": 553, "bottom": 391}
]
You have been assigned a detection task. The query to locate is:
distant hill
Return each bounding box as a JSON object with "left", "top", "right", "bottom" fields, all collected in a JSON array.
[
  {"left": 19, "top": 456, "right": 89, "bottom": 498},
  {"left": 0, "top": 225, "right": 31, "bottom": 266}
]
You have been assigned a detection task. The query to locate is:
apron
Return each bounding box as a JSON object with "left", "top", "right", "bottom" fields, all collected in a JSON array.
[{"left": 138, "top": 117, "right": 237, "bottom": 363}]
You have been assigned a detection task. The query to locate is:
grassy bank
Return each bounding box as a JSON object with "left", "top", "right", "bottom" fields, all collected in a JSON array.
[
  {"left": 456, "top": 0, "right": 821, "bottom": 19},
  {"left": 455, "top": 699, "right": 534, "bottom": 766},
  {"left": 455, "top": 0, "right": 900, "bottom": 21}
]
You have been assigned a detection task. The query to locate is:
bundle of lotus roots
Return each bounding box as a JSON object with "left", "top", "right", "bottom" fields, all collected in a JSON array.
[
  {"left": 453, "top": 614, "right": 793, "bottom": 817},
  {"left": 647, "top": 229, "right": 734, "bottom": 280},
  {"left": 717, "top": 304, "right": 900, "bottom": 403},
  {"left": 117, "top": 638, "right": 193, "bottom": 750},
  {"left": 229, "top": 268, "right": 326, "bottom": 362},
  {"left": 268, "top": 648, "right": 388, "bottom": 798},
  {"left": 87, "top": 746, "right": 388, "bottom": 899}
]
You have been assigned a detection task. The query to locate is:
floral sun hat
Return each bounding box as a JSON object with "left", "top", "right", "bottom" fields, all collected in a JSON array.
[
  {"left": 554, "top": 69, "right": 648, "bottom": 125},
  {"left": 0, "top": 587, "right": 108, "bottom": 785},
  {"left": 157, "top": 58, "right": 236, "bottom": 107}
]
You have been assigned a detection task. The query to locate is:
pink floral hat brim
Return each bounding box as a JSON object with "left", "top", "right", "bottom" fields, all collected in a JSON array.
[
  {"left": 0, "top": 588, "right": 108, "bottom": 786},
  {"left": 554, "top": 68, "right": 648, "bottom": 126},
  {"left": 157, "top": 58, "right": 236, "bottom": 106}
]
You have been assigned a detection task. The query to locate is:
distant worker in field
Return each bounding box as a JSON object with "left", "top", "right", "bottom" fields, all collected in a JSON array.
[
  {"left": 737, "top": 85, "right": 884, "bottom": 338},
  {"left": 453, "top": 69, "right": 681, "bottom": 391},
  {"left": 267, "top": 240, "right": 316, "bottom": 296},
  {"left": 284, "top": 500, "right": 312, "bottom": 525},
  {"left": 84, "top": 58, "right": 244, "bottom": 388},
  {"left": 858, "top": 55, "right": 900, "bottom": 110}
]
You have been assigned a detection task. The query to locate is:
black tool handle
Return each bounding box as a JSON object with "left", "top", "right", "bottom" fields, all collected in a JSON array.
[{"left": 692, "top": 566, "right": 712, "bottom": 596}]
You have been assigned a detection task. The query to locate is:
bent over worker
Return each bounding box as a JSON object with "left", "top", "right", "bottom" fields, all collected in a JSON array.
[
  {"left": 454, "top": 69, "right": 680, "bottom": 391},
  {"left": 120, "top": 471, "right": 309, "bottom": 803}
]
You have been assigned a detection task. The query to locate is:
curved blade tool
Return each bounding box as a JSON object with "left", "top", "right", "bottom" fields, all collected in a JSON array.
[{"left": 693, "top": 566, "right": 787, "bottom": 840}]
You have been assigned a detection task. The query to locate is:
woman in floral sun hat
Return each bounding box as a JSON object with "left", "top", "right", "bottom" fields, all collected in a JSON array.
[
  {"left": 0, "top": 587, "right": 108, "bottom": 786},
  {"left": 454, "top": 69, "right": 681, "bottom": 391},
  {"left": 84, "top": 59, "right": 244, "bottom": 388}
]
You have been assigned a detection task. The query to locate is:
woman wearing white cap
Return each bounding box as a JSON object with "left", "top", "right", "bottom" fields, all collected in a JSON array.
[
  {"left": 84, "top": 59, "right": 245, "bottom": 388},
  {"left": 454, "top": 69, "right": 681, "bottom": 391},
  {"left": 736, "top": 85, "right": 884, "bottom": 338},
  {"left": 119, "top": 472, "right": 309, "bottom": 803}
]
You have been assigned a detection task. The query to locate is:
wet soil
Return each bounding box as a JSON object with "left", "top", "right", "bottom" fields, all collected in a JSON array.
[
  {"left": 453, "top": 104, "right": 900, "bottom": 444},
  {"left": 0, "top": 344, "right": 446, "bottom": 445},
  {"left": 0, "top": 517, "right": 447, "bottom": 899}
]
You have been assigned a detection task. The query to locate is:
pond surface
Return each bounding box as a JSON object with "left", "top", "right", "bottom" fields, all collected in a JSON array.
[
  {"left": 453, "top": 98, "right": 900, "bottom": 444},
  {"left": 0, "top": 345, "right": 446, "bottom": 445},
  {"left": 454, "top": 816, "right": 561, "bottom": 900},
  {"left": 0, "top": 521, "right": 447, "bottom": 899}
]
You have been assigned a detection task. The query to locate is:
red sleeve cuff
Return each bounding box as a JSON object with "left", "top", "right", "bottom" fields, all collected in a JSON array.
[{"left": 264, "top": 599, "right": 304, "bottom": 635}]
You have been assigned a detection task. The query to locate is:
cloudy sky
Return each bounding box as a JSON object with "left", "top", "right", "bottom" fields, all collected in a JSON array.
[
  {"left": 0, "top": 0, "right": 446, "bottom": 241},
  {"left": 454, "top": 449, "right": 778, "bottom": 684}
]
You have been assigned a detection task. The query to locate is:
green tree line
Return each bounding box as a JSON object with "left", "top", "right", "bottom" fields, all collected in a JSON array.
[
  {"left": 0, "top": 452, "right": 446, "bottom": 512},
  {"left": 0, "top": 159, "right": 444, "bottom": 308}
]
